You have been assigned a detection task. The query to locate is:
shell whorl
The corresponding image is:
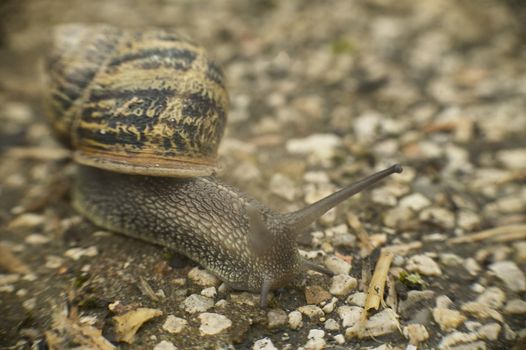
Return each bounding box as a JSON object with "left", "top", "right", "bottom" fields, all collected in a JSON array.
[{"left": 44, "top": 24, "right": 229, "bottom": 177}]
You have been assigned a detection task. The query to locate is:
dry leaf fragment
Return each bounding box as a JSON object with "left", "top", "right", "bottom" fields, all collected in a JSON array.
[{"left": 113, "top": 308, "right": 163, "bottom": 344}]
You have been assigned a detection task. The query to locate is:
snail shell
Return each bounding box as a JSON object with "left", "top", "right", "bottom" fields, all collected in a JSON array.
[{"left": 44, "top": 24, "right": 229, "bottom": 177}]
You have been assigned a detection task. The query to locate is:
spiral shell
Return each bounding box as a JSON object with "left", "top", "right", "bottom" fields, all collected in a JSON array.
[{"left": 44, "top": 24, "right": 229, "bottom": 177}]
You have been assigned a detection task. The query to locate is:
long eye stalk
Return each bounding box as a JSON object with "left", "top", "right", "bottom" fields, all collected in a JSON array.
[{"left": 285, "top": 164, "right": 403, "bottom": 233}]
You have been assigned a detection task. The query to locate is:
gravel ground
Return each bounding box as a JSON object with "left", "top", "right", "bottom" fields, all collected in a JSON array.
[{"left": 0, "top": 1, "right": 525, "bottom": 349}]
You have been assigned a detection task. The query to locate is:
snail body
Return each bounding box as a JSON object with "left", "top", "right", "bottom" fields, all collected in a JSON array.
[{"left": 44, "top": 24, "right": 402, "bottom": 307}]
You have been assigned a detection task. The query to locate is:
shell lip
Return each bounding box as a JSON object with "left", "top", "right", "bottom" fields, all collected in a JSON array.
[{"left": 74, "top": 149, "right": 219, "bottom": 177}]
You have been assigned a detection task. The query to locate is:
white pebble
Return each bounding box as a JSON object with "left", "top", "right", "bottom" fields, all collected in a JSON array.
[
  {"left": 324, "top": 318, "right": 340, "bottom": 331},
  {"left": 406, "top": 254, "right": 442, "bottom": 276},
  {"left": 403, "top": 324, "right": 429, "bottom": 344},
  {"left": 269, "top": 173, "right": 297, "bottom": 201},
  {"left": 252, "top": 337, "right": 277, "bottom": 350},
  {"left": 198, "top": 312, "right": 232, "bottom": 335},
  {"left": 345, "top": 308, "right": 399, "bottom": 338},
  {"left": 333, "top": 334, "right": 345, "bottom": 344},
  {"left": 288, "top": 310, "right": 303, "bottom": 329},
  {"left": 162, "top": 315, "right": 187, "bottom": 334},
  {"left": 346, "top": 292, "right": 366, "bottom": 307},
  {"left": 504, "top": 299, "right": 526, "bottom": 314},
  {"left": 183, "top": 294, "right": 214, "bottom": 313},
  {"left": 399, "top": 193, "right": 431, "bottom": 211},
  {"left": 201, "top": 287, "right": 217, "bottom": 298},
  {"left": 64, "top": 246, "right": 98, "bottom": 260},
  {"left": 25, "top": 234, "right": 51, "bottom": 245},
  {"left": 489, "top": 261, "right": 526, "bottom": 292},
  {"left": 324, "top": 256, "right": 351, "bottom": 275},
  {"left": 337, "top": 306, "right": 363, "bottom": 328},
  {"left": 153, "top": 340, "right": 178, "bottom": 350},
  {"left": 188, "top": 267, "right": 220, "bottom": 287},
  {"left": 329, "top": 274, "right": 357, "bottom": 296},
  {"left": 308, "top": 329, "right": 325, "bottom": 339}
]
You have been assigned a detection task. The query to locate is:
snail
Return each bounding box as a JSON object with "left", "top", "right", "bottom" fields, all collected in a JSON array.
[{"left": 43, "top": 24, "right": 402, "bottom": 308}]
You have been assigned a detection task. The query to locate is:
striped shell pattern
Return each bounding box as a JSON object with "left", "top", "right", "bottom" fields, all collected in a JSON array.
[{"left": 44, "top": 24, "right": 229, "bottom": 177}]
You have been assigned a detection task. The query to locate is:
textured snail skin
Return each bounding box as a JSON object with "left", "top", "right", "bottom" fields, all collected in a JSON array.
[
  {"left": 73, "top": 164, "right": 403, "bottom": 307},
  {"left": 73, "top": 165, "right": 303, "bottom": 295}
]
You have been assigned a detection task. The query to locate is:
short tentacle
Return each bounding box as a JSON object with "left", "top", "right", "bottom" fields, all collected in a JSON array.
[
  {"left": 260, "top": 278, "right": 273, "bottom": 308},
  {"left": 302, "top": 259, "right": 335, "bottom": 276}
]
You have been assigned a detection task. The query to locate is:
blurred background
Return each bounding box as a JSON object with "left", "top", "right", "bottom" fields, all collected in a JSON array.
[{"left": 0, "top": 1, "right": 525, "bottom": 349}]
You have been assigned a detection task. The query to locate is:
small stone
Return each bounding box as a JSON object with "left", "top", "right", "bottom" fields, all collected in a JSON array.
[
  {"left": 476, "top": 287, "right": 505, "bottom": 309},
  {"left": 398, "top": 290, "right": 435, "bottom": 318},
  {"left": 337, "top": 306, "right": 363, "bottom": 327},
  {"left": 403, "top": 324, "right": 429, "bottom": 344},
  {"left": 304, "top": 171, "right": 330, "bottom": 183},
  {"left": 286, "top": 134, "right": 342, "bottom": 161},
  {"left": 322, "top": 297, "right": 338, "bottom": 314},
  {"left": 308, "top": 329, "right": 325, "bottom": 339},
  {"left": 477, "top": 322, "right": 501, "bottom": 341},
  {"left": 7, "top": 213, "right": 45, "bottom": 229},
  {"left": 162, "top": 315, "right": 187, "bottom": 334},
  {"left": 331, "top": 232, "right": 356, "bottom": 247},
  {"left": 419, "top": 207, "right": 455, "bottom": 229},
  {"left": 333, "top": 334, "right": 345, "bottom": 344},
  {"left": 432, "top": 308, "right": 466, "bottom": 331},
  {"left": 329, "top": 275, "right": 357, "bottom": 296},
  {"left": 504, "top": 299, "right": 526, "bottom": 314},
  {"left": 113, "top": 308, "right": 163, "bottom": 344},
  {"left": 438, "top": 331, "right": 479, "bottom": 349},
  {"left": 439, "top": 253, "right": 464, "bottom": 267},
  {"left": 457, "top": 211, "right": 481, "bottom": 231},
  {"left": 371, "top": 187, "right": 398, "bottom": 206},
  {"left": 201, "top": 287, "right": 217, "bottom": 298},
  {"left": 154, "top": 340, "right": 178, "bottom": 350},
  {"left": 288, "top": 311, "right": 303, "bottom": 330},
  {"left": 269, "top": 173, "right": 297, "bottom": 201},
  {"left": 383, "top": 206, "right": 413, "bottom": 228},
  {"left": 304, "top": 337, "right": 326, "bottom": 350},
  {"left": 345, "top": 308, "right": 399, "bottom": 338},
  {"left": 45, "top": 255, "right": 64, "bottom": 269},
  {"left": 25, "top": 234, "right": 51, "bottom": 245},
  {"left": 399, "top": 193, "right": 431, "bottom": 211},
  {"left": 253, "top": 337, "right": 277, "bottom": 350},
  {"left": 188, "top": 267, "right": 220, "bottom": 287},
  {"left": 324, "top": 256, "right": 351, "bottom": 275},
  {"left": 297, "top": 305, "right": 324, "bottom": 320},
  {"left": 464, "top": 258, "right": 481, "bottom": 276},
  {"left": 436, "top": 295, "right": 454, "bottom": 309},
  {"left": 0, "top": 274, "right": 20, "bottom": 286},
  {"left": 215, "top": 299, "right": 228, "bottom": 308},
  {"left": 305, "top": 285, "right": 332, "bottom": 304},
  {"left": 64, "top": 246, "right": 98, "bottom": 260},
  {"left": 515, "top": 241, "right": 526, "bottom": 262},
  {"left": 22, "top": 298, "right": 36, "bottom": 311},
  {"left": 324, "top": 318, "right": 340, "bottom": 331},
  {"left": 183, "top": 294, "right": 214, "bottom": 313},
  {"left": 464, "top": 321, "right": 483, "bottom": 332},
  {"left": 461, "top": 302, "right": 503, "bottom": 322},
  {"left": 497, "top": 148, "right": 526, "bottom": 170},
  {"left": 406, "top": 255, "right": 442, "bottom": 276},
  {"left": 471, "top": 283, "right": 485, "bottom": 293},
  {"left": 198, "top": 312, "right": 232, "bottom": 335},
  {"left": 489, "top": 261, "right": 526, "bottom": 292},
  {"left": 346, "top": 292, "right": 366, "bottom": 307},
  {"left": 267, "top": 308, "right": 287, "bottom": 329}
]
